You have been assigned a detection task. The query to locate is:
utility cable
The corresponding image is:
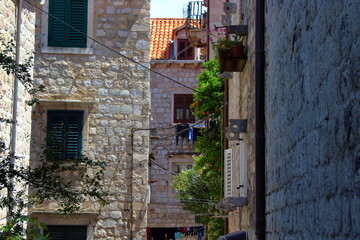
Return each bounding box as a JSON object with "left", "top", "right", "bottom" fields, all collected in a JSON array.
[
  {"left": 154, "top": 104, "right": 224, "bottom": 141},
  {"left": 24, "top": 0, "right": 198, "bottom": 92},
  {"left": 150, "top": 160, "right": 177, "bottom": 175}
]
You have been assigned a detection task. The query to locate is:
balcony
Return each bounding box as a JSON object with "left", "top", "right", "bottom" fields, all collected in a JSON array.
[{"left": 185, "top": 1, "right": 208, "bottom": 47}]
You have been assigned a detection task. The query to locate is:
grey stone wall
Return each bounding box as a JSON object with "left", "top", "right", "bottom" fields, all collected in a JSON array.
[
  {"left": 223, "top": 0, "right": 257, "bottom": 238},
  {"left": 0, "top": 0, "right": 36, "bottom": 225},
  {"left": 265, "top": 1, "right": 360, "bottom": 239},
  {"left": 31, "top": 0, "right": 150, "bottom": 239},
  {"left": 149, "top": 60, "right": 203, "bottom": 228}
]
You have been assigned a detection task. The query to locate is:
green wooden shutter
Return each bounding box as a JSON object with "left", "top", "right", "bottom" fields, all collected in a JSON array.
[
  {"left": 48, "top": 0, "right": 88, "bottom": 47},
  {"left": 47, "top": 110, "right": 84, "bottom": 160},
  {"left": 47, "top": 225, "right": 87, "bottom": 240}
]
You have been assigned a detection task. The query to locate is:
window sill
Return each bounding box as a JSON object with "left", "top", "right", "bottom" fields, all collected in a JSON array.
[
  {"left": 41, "top": 45, "right": 93, "bottom": 55},
  {"left": 217, "top": 197, "right": 247, "bottom": 211}
]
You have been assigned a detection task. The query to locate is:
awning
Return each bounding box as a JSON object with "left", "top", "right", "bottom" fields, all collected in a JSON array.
[{"left": 217, "top": 231, "right": 247, "bottom": 240}]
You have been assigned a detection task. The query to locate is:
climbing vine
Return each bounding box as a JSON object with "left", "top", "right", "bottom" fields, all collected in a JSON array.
[{"left": 173, "top": 59, "right": 225, "bottom": 240}]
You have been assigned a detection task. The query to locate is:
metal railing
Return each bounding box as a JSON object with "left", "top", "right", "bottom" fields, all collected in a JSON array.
[{"left": 185, "top": 1, "right": 207, "bottom": 29}]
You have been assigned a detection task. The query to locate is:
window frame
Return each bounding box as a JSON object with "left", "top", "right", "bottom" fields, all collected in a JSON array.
[
  {"left": 35, "top": 100, "right": 94, "bottom": 162},
  {"left": 48, "top": 0, "right": 88, "bottom": 48},
  {"left": 46, "top": 110, "right": 84, "bottom": 161},
  {"left": 46, "top": 225, "right": 87, "bottom": 240},
  {"left": 173, "top": 93, "right": 195, "bottom": 124},
  {"left": 177, "top": 39, "right": 194, "bottom": 60},
  {"left": 168, "top": 157, "right": 194, "bottom": 196},
  {"left": 30, "top": 212, "right": 97, "bottom": 240},
  {"left": 41, "top": 0, "right": 94, "bottom": 54}
]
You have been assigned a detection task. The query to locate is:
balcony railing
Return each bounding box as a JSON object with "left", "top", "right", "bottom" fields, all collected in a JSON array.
[{"left": 185, "top": 1, "right": 207, "bottom": 29}]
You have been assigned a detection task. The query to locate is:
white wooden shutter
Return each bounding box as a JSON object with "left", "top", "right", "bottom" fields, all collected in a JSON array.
[
  {"left": 224, "top": 148, "right": 234, "bottom": 197},
  {"left": 239, "top": 134, "right": 248, "bottom": 197}
]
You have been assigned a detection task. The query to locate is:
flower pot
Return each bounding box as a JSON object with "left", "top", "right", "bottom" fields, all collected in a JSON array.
[
  {"left": 218, "top": 49, "right": 230, "bottom": 59},
  {"left": 229, "top": 45, "right": 245, "bottom": 58}
]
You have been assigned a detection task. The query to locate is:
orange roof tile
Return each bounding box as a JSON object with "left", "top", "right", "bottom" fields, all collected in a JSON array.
[{"left": 150, "top": 18, "right": 187, "bottom": 60}]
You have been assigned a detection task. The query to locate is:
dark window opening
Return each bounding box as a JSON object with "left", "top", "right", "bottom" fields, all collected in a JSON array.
[
  {"left": 174, "top": 94, "right": 195, "bottom": 123},
  {"left": 177, "top": 39, "right": 194, "bottom": 60},
  {"left": 46, "top": 225, "right": 87, "bottom": 240}
]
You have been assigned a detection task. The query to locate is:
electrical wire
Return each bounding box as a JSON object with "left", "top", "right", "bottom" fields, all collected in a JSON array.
[
  {"left": 150, "top": 160, "right": 177, "bottom": 175},
  {"left": 154, "top": 104, "right": 224, "bottom": 141},
  {"left": 24, "top": 0, "right": 226, "bottom": 211},
  {"left": 26, "top": 0, "right": 227, "bottom": 153},
  {"left": 24, "top": 0, "right": 198, "bottom": 92}
]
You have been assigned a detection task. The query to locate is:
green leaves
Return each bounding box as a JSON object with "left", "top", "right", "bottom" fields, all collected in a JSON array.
[
  {"left": 0, "top": 37, "right": 44, "bottom": 106},
  {"left": 0, "top": 35, "right": 107, "bottom": 240},
  {"left": 173, "top": 59, "right": 225, "bottom": 239},
  {"left": 0, "top": 215, "right": 50, "bottom": 240},
  {"left": 192, "top": 59, "right": 224, "bottom": 118}
]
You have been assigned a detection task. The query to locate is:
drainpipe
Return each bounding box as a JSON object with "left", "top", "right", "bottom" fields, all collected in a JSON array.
[
  {"left": 255, "top": 0, "right": 265, "bottom": 239},
  {"left": 130, "top": 129, "right": 135, "bottom": 240},
  {"left": 7, "top": 0, "right": 23, "bottom": 223}
]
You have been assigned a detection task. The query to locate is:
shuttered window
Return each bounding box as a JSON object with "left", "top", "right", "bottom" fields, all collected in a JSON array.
[
  {"left": 174, "top": 94, "right": 195, "bottom": 123},
  {"left": 47, "top": 225, "right": 87, "bottom": 240},
  {"left": 47, "top": 110, "right": 84, "bottom": 160},
  {"left": 48, "top": 0, "right": 88, "bottom": 47},
  {"left": 177, "top": 39, "right": 194, "bottom": 60}
]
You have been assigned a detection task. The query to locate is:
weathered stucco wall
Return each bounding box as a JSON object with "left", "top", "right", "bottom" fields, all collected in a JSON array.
[
  {"left": 265, "top": 1, "right": 360, "bottom": 239},
  {"left": 31, "top": 0, "right": 151, "bottom": 239},
  {"left": 0, "top": 0, "right": 36, "bottom": 225},
  {"left": 149, "top": 60, "right": 203, "bottom": 228}
]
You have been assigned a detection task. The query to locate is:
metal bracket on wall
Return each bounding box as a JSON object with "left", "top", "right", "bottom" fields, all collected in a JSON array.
[
  {"left": 228, "top": 25, "right": 248, "bottom": 36},
  {"left": 226, "top": 119, "right": 248, "bottom": 141}
]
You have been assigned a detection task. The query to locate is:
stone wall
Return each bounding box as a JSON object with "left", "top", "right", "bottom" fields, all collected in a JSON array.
[
  {"left": 265, "top": 1, "right": 360, "bottom": 239},
  {"left": 149, "top": 60, "right": 203, "bottom": 228},
  {"left": 31, "top": 0, "right": 150, "bottom": 239},
  {"left": 0, "top": 0, "right": 36, "bottom": 225},
  {"left": 220, "top": 0, "right": 257, "bottom": 238}
]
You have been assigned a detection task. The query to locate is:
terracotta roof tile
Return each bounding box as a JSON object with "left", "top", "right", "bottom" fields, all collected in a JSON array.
[{"left": 150, "top": 18, "right": 187, "bottom": 60}]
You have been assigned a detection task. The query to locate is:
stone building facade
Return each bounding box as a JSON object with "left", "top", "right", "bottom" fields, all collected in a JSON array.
[
  {"left": 216, "top": 0, "right": 360, "bottom": 240},
  {"left": 0, "top": 0, "right": 36, "bottom": 225},
  {"left": 29, "top": 0, "right": 151, "bottom": 239},
  {"left": 148, "top": 18, "right": 204, "bottom": 239}
]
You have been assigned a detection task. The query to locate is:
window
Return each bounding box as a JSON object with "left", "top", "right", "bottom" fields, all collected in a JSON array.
[
  {"left": 177, "top": 39, "right": 194, "bottom": 60},
  {"left": 173, "top": 163, "right": 192, "bottom": 174},
  {"left": 171, "top": 162, "right": 192, "bottom": 193},
  {"left": 48, "top": 0, "right": 88, "bottom": 48},
  {"left": 47, "top": 110, "right": 84, "bottom": 160},
  {"left": 41, "top": 0, "right": 94, "bottom": 54},
  {"left": 174, "top": 94, "right": 195, "bottom": 123},
  {"left": 46, "top": 225, "right": 87, "bottom": 240}
]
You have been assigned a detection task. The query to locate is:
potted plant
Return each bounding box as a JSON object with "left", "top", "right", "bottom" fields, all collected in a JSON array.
[
  {"left": 209, "top": 27, "right": 247, "bottom": 72},
  {"left": 210, "top": 28, "right": 244, "bottom": 57}
]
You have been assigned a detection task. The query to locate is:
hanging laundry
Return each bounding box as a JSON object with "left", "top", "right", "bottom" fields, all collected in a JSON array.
[
  {"left": 175, "top": 232, "right": 182, "bottom": 239},
  {"left": 189, "top": 124, "right": 204, "bottom": 141},
  {"left": 176, "top": 124, "right": 189, "bottom": 145}
]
